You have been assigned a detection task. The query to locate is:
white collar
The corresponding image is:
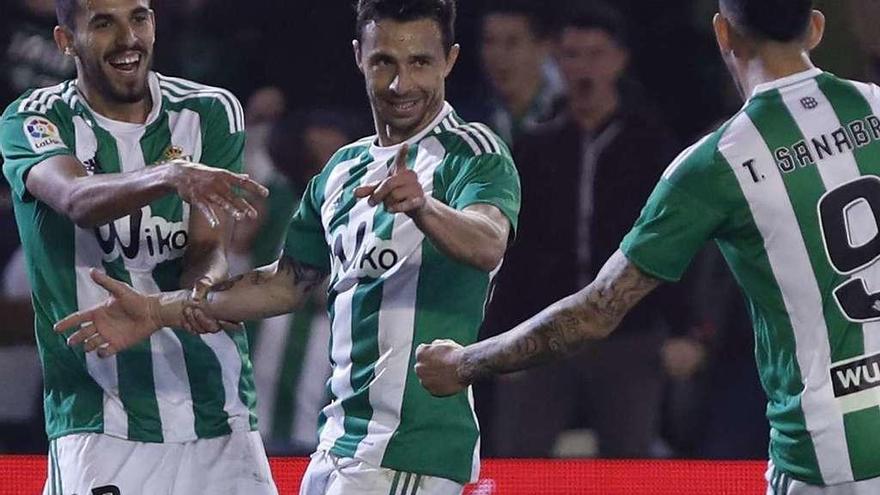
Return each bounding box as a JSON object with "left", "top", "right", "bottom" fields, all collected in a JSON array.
[
  {"left": 369, "top": 102, "right": 454, "bottom": 159},
  {"left": 750, "top": 67, "right": 823, "bottom": 98}
]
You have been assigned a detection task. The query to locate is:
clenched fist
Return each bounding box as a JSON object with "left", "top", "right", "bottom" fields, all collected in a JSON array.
[{"left": 414, "top": 339, "right": 469, "bottom": 397}]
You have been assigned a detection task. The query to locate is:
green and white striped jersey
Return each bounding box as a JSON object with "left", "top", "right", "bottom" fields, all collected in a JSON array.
[
  {"left": 0, "top": 72, "right": 258, "bottom": 443},
  {"left": 622, "top": 68, "right": 880, "bottom": 485},
  {"left": 284, "top": 103, "right": 521, "bottom": 484}
]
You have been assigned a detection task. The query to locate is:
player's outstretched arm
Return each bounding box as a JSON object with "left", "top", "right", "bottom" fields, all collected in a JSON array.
[
  {"left": 354, "top": 145, "right": 509, "bottom": 272},
  {"left": 54, "top": 255, "right": 327, "bottom": 357},
  {"left": 26, "top": 155, "right": 268, "bottom": 229},
  {"left": 415, "top": 250, "right": 662, "bottom": 396}
]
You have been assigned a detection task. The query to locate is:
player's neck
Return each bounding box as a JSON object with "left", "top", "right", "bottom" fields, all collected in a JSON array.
[
  {"left": 375, "top": 101, "right": 445, "bottom": 147},
  {"left": 77, "top": 80, "right": 152, "bottom": 124},
  {"left": 740, "top": 50, "right": 816, "bottom": 97}
]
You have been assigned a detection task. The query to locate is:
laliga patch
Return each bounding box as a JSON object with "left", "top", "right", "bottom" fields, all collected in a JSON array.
[{"left": 23, "top": 117, "right": 66, "bottom": 153}]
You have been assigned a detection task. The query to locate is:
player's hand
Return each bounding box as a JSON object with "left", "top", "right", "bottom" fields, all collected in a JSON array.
[
  {"left": 168, "top": 160, "right": 270, "bottom": 228},
  {"left": 53, "top": 269, "right": 162, "bottom": 357},
  {"left": 353, "top": 145, "right": 426, "bottom": 216},
  {"left": 661, "top": 336, "right": 707, "bottom": 379},
  {"left": 182, "top": 277, "right": 241, "bottom": 334},
  {"left": 415, "top": 339, "right": 468, "bottom": 397}
]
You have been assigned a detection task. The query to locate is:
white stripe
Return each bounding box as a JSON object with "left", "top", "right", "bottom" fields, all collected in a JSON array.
[
  {"left": 199, "top": 332, "right": 251, "bottom": 431},
  {"left": 19, "top": 83, "right": 65, "bottom": 113},
  {"left": 719, "top": 108, "right": 853, "bottom": 484},
  {"left": 167, "top": 109, "right": 204, "bottom": 168},
  {"left": 443, "top": 122, "right": 482, "bottom": 155},
  {"left": 470, "top": 122, "right": 504, "bottom": 154},
  {"left": 162, "top": 91, "right": 241, "bottom": 134},
  {"left": 158, "top": 76, "right": 244, "bottom": 133},
  {"left": 467, "top": 386, "right": 481, "bottom": 482},
  {"left": 849, "top": 80, "right": 880, "bottom": 356},
  {"left": 71, "top": 116, "right": 129, "bottom": 437},
  {"left": 115, "top": 130, "right": 198, "bottom": 441},
  {"left": 317, "top": 287, "right": 355, "bottom": 451},
  {"left": 457, "top": 123, "right": 493, "bottom": 155},
  {"left": 354, "top": 140, "right": 444, "bottom": 463}
]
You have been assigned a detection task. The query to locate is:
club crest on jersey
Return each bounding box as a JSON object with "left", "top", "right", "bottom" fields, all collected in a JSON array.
[
  {"left": 330, "top": 221, "right": 401, "bottom": 281},
  {"left": 162, "top": 144, "right": 189, "bottom": 162},
  {"left": 94, "top": 205, "right": 188, "bottom": 270},
  {"left": 23, "top": 116, "right": 66, "bottom": 153}
]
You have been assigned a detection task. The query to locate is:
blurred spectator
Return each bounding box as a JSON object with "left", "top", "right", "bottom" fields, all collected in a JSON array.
[
  {"left": 482, "top": 1, "right": 681, "bottom": 458},
  {"left": 232, "top": 107, "right": 359, "bottom": 454},
  {"left": 461, "top": 0, "right": 564, "bottom": 146},
  {"left": 0, "top": 246, "right": 43, "bottom": 453},
  {"left": 0, "top": 0, "right": 75, "bottom": 108}
]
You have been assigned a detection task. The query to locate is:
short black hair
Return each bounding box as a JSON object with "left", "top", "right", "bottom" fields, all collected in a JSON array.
[
  {"left": 558, "top": 1, "right": 628, "bottom": 49},
  {"left": 356, "top": 0, "right": 457, "bottom": 54},
  {"left": 720, "top": 0, "right": 814, "bottom": 42},
  {"left": 55, "top": 0, "right": 79, "bottom": 30},
  {"left": 481, "top": 0, "right": 553, "bottom": 39}
]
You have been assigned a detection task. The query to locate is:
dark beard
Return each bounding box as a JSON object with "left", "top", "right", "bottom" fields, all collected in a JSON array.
[{"left": 80, "top": 54, "right": 151, "bottom": 105}]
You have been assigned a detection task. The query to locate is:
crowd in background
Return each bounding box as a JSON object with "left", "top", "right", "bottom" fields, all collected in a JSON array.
[{"left": 0, "top": 0, "right": 878, "bottom": 460}]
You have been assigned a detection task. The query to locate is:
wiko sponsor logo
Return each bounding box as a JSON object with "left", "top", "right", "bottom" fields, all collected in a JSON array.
[
  {"left": 831, "top": 352, "right": 880, "bottom": 397},
  {"left": 94, "top": 205, "right": 187, "bottom": 270},
  {"left": 331, "top": 221, "right": 400, "bottom": 279}
]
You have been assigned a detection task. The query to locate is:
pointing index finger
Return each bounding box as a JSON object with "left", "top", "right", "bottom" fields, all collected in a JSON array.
[{"left": 392, "top": 144, "right": 410, "bottom": 175}]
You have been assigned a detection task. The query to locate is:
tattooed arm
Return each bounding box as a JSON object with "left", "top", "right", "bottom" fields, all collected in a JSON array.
[
  {"left": 414, "top": 250, "right": 662, "bottom": 396},
  {"left": 53, "top": 255, "right": 327, "bottom": 357}
]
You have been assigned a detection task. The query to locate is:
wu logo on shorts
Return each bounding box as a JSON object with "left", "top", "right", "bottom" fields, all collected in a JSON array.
[
  {"left": 331, "top": 221, "right": 400, "bottom": 280},
  {"left": 801, "top": 97, "right": 819, "bottom": 110},
  {"left": 94, "top": 205, "right": 188, "bottom": 270},
  {"left": 830, "top": 352, "right": 880, "bottom": 398}
]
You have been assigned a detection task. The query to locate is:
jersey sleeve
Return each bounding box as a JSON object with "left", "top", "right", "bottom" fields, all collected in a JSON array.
[
  {"left": 620, "top": 135, "right": 729, "bottom": 282},
  {"left": 0, "top": 102, "right": 74, "bottom": 202},
  {"left": 282, "top": 175, "right": 331, "bottom": 273},
  {"left": 198, "top": 94, "right": 245, "bottom": 173},
  {"left": 442, "top": 153, "right": 522, "bottom": 235}
]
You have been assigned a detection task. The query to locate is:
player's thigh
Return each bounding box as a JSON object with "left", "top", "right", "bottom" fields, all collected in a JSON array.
[
  {"left": 46, "top": 433, "right": 171, "bottom": 495},
  {"left": 766, "top": 462, "right": 880, "bottom": 495},
  {"left": 300, "top": 450, "right": 463, "bottom": 495},
  {"left": 46, "top": 431, "right": 276, "bottom": 495}
]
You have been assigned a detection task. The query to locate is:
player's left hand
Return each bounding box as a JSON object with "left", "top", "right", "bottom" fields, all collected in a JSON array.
[
  {"left": 354, "top": 144, "right": 427, "bottom": 216},
  {"left": 415, "top": 339, "right": 467, "bottom": 397},
  {"left": 182, "top": 278, "right": 242, "bottom": 334}
]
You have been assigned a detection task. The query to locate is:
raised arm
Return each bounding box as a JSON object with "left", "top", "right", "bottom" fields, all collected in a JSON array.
[
  {"left": 414, "top": 250, "right": 663, "bottom": 396},
  {"left": 54, "top": 255, "right": 327, "bottom": 357},
  {"left": 25, "top": 155, "right": 267, "bottom": 228},
  {"left": 354, "top": 145, "right": 510, "bottom": 272}
]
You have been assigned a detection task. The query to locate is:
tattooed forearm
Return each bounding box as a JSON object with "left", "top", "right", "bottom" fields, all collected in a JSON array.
[
  {"left": 278, "top": 255, "right": 325, "bottom": 293},
  {"left": 458, "top": 250, "right": 662, "bottom": 385}
]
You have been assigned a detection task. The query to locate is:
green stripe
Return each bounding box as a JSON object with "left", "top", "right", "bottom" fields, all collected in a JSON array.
[
  {"left": 176, "top": 332, "right": 233, "bottom": 437},
  {"left": 388, "top": 471, "right": 401, "bottom": 495},
  {"left": 739, "top": 95, "right": 824, "bottom": 481},
  {"left": 332, "top": 277, "right": 383, "bottom": 456},
  {"left": 269, "top": 304, "right": 315, "bottom": 440},
  {"left": 843, "top": 407, "right": 880, "bottom": 480}
]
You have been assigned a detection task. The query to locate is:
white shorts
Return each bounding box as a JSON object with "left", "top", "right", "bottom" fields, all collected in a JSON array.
[
  {"left": 766, "top": 461, "right": 880, "bottom": 495},
  {"left": 299, "top": 450, "right": 463, "bottom": 495},
  {"left": 43, "top": 431, "right": 278, "bottom": 495}
]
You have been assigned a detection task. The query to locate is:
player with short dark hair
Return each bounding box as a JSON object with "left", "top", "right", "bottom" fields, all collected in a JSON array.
[
  {"left": 417, "top": 1, "right": 880, "bottom": 493},
  {"left": 54, "top": 0, "right": 521, "bottom": 493},
  {"left": 0, "top": 0, "right": 274, "bottom": 494}
]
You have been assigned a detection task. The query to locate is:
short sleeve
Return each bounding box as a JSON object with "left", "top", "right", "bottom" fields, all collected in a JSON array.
[
  {"left": 198, "top": 95, "right": 245, "bottom": 173},
  {"left": 0, "top": 106, "right": 74, "bottom": 202},
  {"left": 282, "top": 176, "right": 331, "bottom": 273},
  {"left": 443, "top": 153, "right": 522, "bottom": 234}
]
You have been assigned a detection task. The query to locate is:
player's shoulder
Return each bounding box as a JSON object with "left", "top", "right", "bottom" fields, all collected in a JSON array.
[
  {"left": 327, "top": 135, "right": 374, "bottom": 166},
  {"left": 155, "top": 72, "right": 244, "bottom": 133},
  {"left": 661, "top": 119, "right": 733, "bottom": 183},
  {"left": 2, "top": 80, "right": 77, "bottom": 123},
  {"left": 432, "top": 112, "right": 512, "bottom": 162},
  {"left": 825, "top": 73, "right": 880, "bottom": 105}
]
